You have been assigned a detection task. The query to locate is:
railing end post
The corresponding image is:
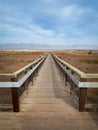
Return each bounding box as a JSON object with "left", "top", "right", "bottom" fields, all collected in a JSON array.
[
  {"left": 11, "top": 77, "right": 19, "bottom": 112},
  {"left": 79, "top": 87, "right": 87, "bottom": 112}
]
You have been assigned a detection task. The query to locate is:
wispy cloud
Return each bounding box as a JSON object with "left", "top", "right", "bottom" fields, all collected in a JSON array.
[
  {"left": 45, "top": 4, "right": 93, "bottom": 22},
  {"left": 0, "top": 1, "right": 55, "bottom": 38},
  {"left": 61, "top": 5, "right": 91, "bottom": 20},
  {"left": 0, "top": 0, "right": 98, "bottom": 49}
]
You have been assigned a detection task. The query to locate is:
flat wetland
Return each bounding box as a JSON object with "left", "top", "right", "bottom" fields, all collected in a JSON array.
[
  {"left": 0, "top": 50, "right": 44, "bottom": 73},
  {"left": 0, "top": 50, "right": 98, "bottom": 110},
  {"left": 54, "top": 50, "right": 98, "bottom": 73},
  {"left": 0, "top": 50, "right": 98, "bottom": 74},
  {"left": 54, "top": 50, "right": 98, "bottom": 103}
]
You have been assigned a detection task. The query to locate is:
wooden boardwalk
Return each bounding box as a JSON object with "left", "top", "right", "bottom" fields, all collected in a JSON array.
[{"left": 0, "top": 54, "right": 98, "bottom": 130}]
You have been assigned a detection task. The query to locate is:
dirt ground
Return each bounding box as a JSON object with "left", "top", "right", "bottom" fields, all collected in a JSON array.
[
  {"left": 0, "top": 50, "right": 44, "bottom": 73},
  {"left": 54, "top": 50, "right": 98, "bottom": 73}
]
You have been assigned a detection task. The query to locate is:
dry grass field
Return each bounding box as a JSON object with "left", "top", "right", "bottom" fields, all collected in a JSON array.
[
  {"left": 1, "top": 50, "right": 98, "bottom": 74},
  {"left": 0, "top": 50, "right": 44, "bottom": 73},
  {"left": 0, "top": 50, "right": 98, "bottom": 110},
  {"left": 54, "top": 50, "right": 98, "bottom": 73},
  {"left": 54, "top": 50, "right": 98, "bottom": 104}
]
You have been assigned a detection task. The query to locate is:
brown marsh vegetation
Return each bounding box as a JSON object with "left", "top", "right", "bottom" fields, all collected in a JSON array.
[
  {"left": 54, "top": 50, "right": 98, "bottom": 73},
  {"left": 0, "top": 50, "right": 44, "bottom": 73},
  {"left": 54, "top": 50, "right": 98, "bottom": 105}
]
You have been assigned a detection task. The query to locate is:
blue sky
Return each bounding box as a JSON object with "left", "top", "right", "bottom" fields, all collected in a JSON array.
[{"left": 0, "top": 0, "right": 98, "bottom": 49}]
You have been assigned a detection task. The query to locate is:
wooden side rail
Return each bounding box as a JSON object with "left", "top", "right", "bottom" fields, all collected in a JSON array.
[
  {"left": 52, "top": 54, "right": 98, "bottom": 79},
  {"left": 0, "top": 55, "right": 45, "bottom": 79},
  {"left": 0, "top": 55, "right": 47, "bottom": 112},
  {"left": 52, "top": 54, "right": 98, "bottom": 111}
]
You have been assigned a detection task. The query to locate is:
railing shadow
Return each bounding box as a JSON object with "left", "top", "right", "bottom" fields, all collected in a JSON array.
[
  {"left": 51, "top": 56, "right": 98, "bottom": 127},
  {"left": 51, "top": 58, "right": 78, "bottom": 111}
]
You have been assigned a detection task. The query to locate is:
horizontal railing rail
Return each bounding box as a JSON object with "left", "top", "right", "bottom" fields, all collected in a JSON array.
[
  {"left": 0, "top": 55, "right": 47, "bottom": 112},
  {"left": 52, "top": 54, "right": 98, "bottom": 111},
  {"left": 0, "top": 57, "right": 46, "bottom": 88},
  {"left": 53, "top": 54, "right": 98, "bottom": 79},
  {"left": 0, "top": 55, "right": 45, "bottom": 78}
]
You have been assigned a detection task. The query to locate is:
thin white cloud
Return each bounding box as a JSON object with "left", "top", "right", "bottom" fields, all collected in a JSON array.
[
  {"left": 0, "top": 21, "right": 54, "bottom": 37},
  {"left": 0, "top": 0, "right": 98, "bottom": 48},
  {"left": 47, "top": 4, "right": 92, "bottom": 22},
  {"left": 61, "top": 5, "right": 91, "bottom": 17},
  {"left": 0, "top": 6, "right": 55, "bottom": 37}
]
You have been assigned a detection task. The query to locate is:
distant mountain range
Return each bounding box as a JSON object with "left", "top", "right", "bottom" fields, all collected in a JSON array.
[
  {"left": 0, "top": 43, "right": 98, "bottom": 50},
  {"left": 0, "top": 43, "right": 52, "bottom": 50}
]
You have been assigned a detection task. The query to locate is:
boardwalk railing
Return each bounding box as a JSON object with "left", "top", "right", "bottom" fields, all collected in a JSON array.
[
  {"left": 52, "top": 54, "right": 98, "bottom": 111},
  {"left": 0, "top": 55, "right": 47, "bottom": 112}
]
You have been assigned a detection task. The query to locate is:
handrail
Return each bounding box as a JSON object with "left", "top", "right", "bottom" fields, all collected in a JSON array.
[
  {"left": 0, "top": 57, "right": 46, "bottom": 88},
  {"left": 52, "top": 54, "right": 98, "bottom": 88},
  {"left": 0, "top": 55, "right": 45, "bottom": 78},
  {"left": 13, "top": 55, "right": 45, "bottom": 76},
  {"left": 52, "top": 54, "right": 98, "bottom": 111},
  {"left": 53, "top": 54, "right": 98, "bottom": 78},
  {"left": 0, "top": 55, "right": 46, "bottom": 112}
]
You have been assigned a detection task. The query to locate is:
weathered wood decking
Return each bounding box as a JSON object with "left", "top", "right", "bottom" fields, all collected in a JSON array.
[{"left": 0, "top": 54, "right": 98, "bottom": 130}]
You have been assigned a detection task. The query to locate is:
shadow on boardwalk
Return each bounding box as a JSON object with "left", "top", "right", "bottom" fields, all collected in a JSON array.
[
  {"left": 0, "top": 54, "right": 98, "bottom": 130},
  {"left": 51, "top": 57, "right": 98, "bottom": 129},
  {"left": 51, "top": 58, "right": 78, "bottom": 110}
]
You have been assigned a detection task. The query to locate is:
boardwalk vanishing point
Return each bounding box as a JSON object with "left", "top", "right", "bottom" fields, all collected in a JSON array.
[{"left": 0, "top": 54, "right": 98, "bottom": 130}]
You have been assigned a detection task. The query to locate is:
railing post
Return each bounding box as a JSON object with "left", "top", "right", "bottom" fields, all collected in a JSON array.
[
  {"left": 70, "top": 71, "right": 74, "bottom": 94},
  {"left": 11, "top": 77, "right": 19, "bottom": 112},
  {"left": 23, "top": 79, "right": 28, "bottom": 94},
  {"left": 36, "top": 69, "right": 38, "bottom": 76},
  {"left": 79, "top": 79, "right": 87, "bottom": 112},
  {"left": 70, "top": 80, "right": 74, "bottom": 94},
  {"left": 65, "top": 74, "right": 68, "bottom": 86},
  {"left": 31, "top": 74, "right": 34, "bottom": 85}
]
